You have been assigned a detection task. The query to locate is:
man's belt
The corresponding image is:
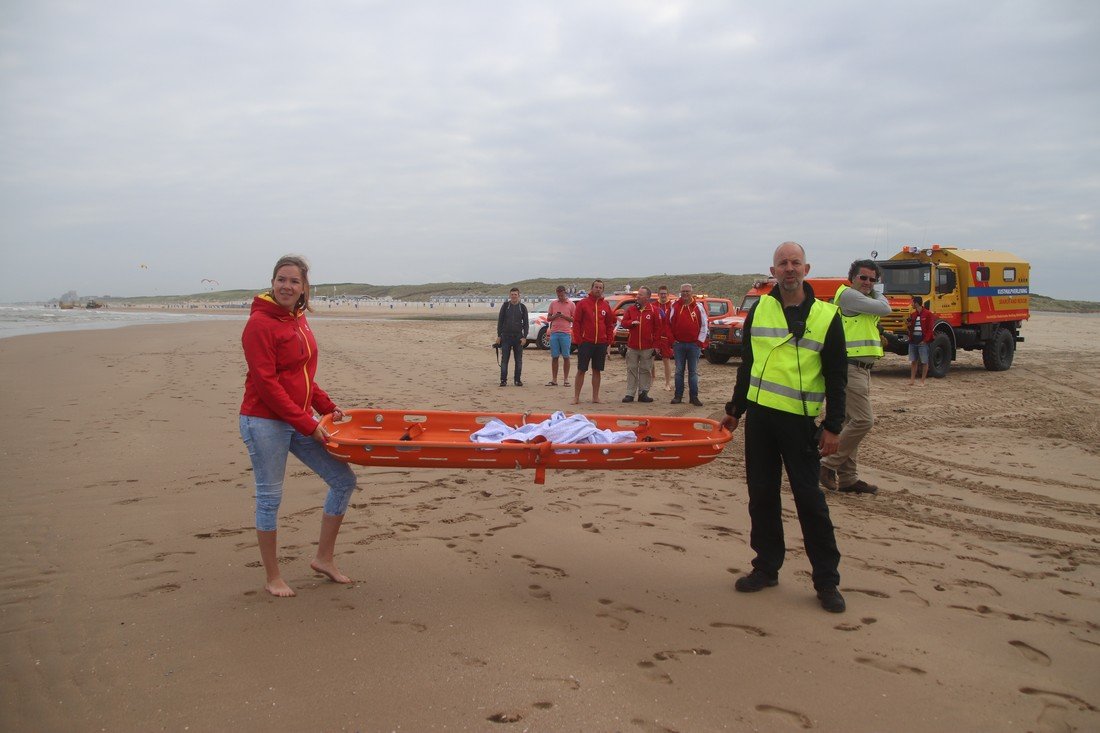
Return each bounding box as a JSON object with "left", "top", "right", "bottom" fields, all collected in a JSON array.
[{"left": 848, "top": 359, "right": 874, "bottom": 371}]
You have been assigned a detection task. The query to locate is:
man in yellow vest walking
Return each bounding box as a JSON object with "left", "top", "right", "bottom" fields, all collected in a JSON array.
[
  {"left": 819, "top": 259, "right": 892, "bottom": 495},
  {"left": 722, "top": 242, "right": 849, "bottom": 613}
]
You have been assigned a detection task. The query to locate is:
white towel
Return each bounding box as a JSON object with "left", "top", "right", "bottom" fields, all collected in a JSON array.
[{"left": 470, "top": 411, "right": 636, "bottom": 446}]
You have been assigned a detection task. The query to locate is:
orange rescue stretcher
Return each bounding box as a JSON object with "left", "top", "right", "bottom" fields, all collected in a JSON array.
[{"left": 320, "top": 409, "right": 733, "bottom": 484}]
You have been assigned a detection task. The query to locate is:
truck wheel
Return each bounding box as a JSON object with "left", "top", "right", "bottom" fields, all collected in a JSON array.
[
  {"left": 705, "top": 351, "right": 731, "bottom": 365},
  {"left": 982, "top": 328, "right": 1015, "bottom": 371},
  {"left": 536, "top": 327, "right": 550, "bottom": 350},
  {"left": 928, "top": 332, "right": 952, "bottom": 378}
]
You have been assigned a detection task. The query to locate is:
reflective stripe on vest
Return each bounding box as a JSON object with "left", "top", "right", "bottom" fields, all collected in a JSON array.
[
  {"left": 834, "top": 284, "right": 884, "bottom": 358},
  {"left": 747, "top": 295, "right": 838, "bottom": 417}
]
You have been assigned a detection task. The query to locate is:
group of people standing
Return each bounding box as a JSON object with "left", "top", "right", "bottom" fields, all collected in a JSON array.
[
  {"left": 495, "top": 280, "right": 711, "bottom": 407},
  {"left": 238, "top": 248, "right": 929, "bottom": 617}
]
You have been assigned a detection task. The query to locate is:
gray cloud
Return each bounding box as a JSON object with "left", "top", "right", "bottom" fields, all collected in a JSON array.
[{"left": 1, "top": 0, "right": 1097, "bottom": 300}]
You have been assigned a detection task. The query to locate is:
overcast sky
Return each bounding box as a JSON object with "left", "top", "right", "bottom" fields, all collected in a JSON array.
[{"left": 1, "top": 0, "right": 1097, "bottom": 302}]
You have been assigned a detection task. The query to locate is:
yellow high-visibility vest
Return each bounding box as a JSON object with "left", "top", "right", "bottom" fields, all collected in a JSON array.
[
  {"left": 747, "top": 294, "right": 838, "bottom": 417},
  {"left": 834, "top": 284, "right": 884, "bottom": 358}
]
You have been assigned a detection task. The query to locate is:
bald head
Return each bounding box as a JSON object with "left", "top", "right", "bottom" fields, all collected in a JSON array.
[{"left": 771, "top": 241, "right": 811, "bottom": 295}]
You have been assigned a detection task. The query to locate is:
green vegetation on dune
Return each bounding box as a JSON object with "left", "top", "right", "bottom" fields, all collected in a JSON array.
[{"left": 91, "top": 278, "right": 1097, "bottom": 313}]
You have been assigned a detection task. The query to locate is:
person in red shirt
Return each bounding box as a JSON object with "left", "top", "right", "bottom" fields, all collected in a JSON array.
[
  {"left": 667, "top": 283, "right": 709, "bottom": 406},
  {"left": 571, "top": 279, "right": 617, "bottom": 404},
  {"left": 619, "top": 286, "right": 666, "bottom": 402},
  {"left": 653, "top": 284, "right": 674, "bottom": 390},
  {"left": 239, "top": 255, "right": 358, "bottom": 597},
  {"left": 907, "top": 296, "right": 935, "bottom": 385}
]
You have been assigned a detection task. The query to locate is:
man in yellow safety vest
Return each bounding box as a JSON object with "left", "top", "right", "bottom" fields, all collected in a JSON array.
[{"left": 722, "top": 241, "right": 849, "bottom": 613}]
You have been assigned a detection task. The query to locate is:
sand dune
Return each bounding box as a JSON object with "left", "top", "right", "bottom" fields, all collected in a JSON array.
[{"left": 1, "top": 312, "right": 1097, "bottom": 731}]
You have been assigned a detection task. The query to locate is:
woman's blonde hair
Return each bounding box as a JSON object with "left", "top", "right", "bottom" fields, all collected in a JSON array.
[{"left": 270, "top": 254, "right": 311, "bottom": 312}]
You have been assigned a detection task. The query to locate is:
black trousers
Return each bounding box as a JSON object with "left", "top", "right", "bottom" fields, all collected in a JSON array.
[
  {"left": 500, "top": 335, "right": 523, "bottom": 382},
  {"left": 743, "top": 404, "right": 840, "bottom": 590}
]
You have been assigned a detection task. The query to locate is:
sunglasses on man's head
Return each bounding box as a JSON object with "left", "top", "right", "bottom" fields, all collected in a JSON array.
[{"left": 857, "top": 275, "right": 879, "bottom": 283}]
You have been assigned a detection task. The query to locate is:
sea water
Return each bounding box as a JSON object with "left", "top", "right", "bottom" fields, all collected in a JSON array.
[{"left": 0, "top": 305, "right": 244, "bottom": 340}]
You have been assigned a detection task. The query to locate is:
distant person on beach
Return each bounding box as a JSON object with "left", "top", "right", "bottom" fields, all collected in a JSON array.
[
  {"left": 546, "top": 285, "right": 575, "bottom": 387},
  {"left": 620, "top": 286, "right": 664, "bottom": 403},
  {"left": 653, "top": 284, "right": 674, "bottom": 390},
  {"left": 239, "top": 255, "right": 358, "bottom": 598},
  {"left": 819, "top": 259, "right": 892, "bottom": 496},
  {"left": 572, "top": 279, "right": 617, "bottom": 404},
  {"left": 722, "top": 241, "right": 848, "bottom": 613},
  {"left": 668, "top": 283, "right": 708, "bottom": 406},
  {"left": 907, "top": 295, "right": 934, "bottom": 385},
  {"left": 495, "top": 287, "right": 529, "bottom": 386}
]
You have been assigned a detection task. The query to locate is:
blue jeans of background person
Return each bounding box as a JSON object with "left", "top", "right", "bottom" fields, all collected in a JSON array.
[
  {"left": 239, "top": 415, "right": 357, "bottom": 532},
  {"left": 549, "top": 331, "right": 571, "bottom": 359},
  {"left": 908, "top": 342, "right": 929, "bottom": 364},
  {"left": 673, "top": 341, "right": 701, "bottom": 398},
  {"left": 500, "top": 334, "right": 523, "bottom": 383}
]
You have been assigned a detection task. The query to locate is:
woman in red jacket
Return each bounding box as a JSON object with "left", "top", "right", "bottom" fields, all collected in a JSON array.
[{"left": 239, "top": 255, "right": 357, "bottom": 597}]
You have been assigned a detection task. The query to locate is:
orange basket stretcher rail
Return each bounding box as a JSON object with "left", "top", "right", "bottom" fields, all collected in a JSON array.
[{"left": 320, "top": 409, "right": 733, "bottom": 484}]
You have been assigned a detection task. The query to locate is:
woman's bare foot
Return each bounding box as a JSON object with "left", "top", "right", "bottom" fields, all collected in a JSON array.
[
  {"left": 265, "top": 578, "right": 296, "bottom": 597},
  {"left": 310, "top": 559, "right": 352, "bottom": 584},
  {"left": 571, "top": 398, "right": 581, "bottom": 405}
]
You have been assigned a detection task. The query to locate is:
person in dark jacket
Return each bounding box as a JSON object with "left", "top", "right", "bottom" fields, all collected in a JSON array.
[
  {"left": 239, "top": 255, "right": 358, "bottom": 597},
  {"left": 495, "top": 287, "right": 529, "bottom": 386},
  {"left": 722, "top": 241, "right": 849, "bottom": 613}
]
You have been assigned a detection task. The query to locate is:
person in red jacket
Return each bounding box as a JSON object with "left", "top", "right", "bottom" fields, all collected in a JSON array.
[
  {"left": 907, "top": 295, "right": 935, "bottom": 385},
  {"left": 619, "top": 286, "right": 666, "bottom": 402},
  {"left": 653, "top": 284, "right": 674, "bottom": 390},
  {"left": 667, "top": 283, "right": 709, "bottom": 406},
  {"left": 239, "top": 255, "right": 358, "bottom": 597},
  {"left": 571, "top": 279, "right": 617, "bottom": 404}
]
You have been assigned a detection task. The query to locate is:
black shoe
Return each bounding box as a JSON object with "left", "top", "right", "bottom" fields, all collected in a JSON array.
[
  {"left": 514, "top": 380, "right": 523, "bottom": 387},
  {"left": 689, "top": 397, "right": 703, "bottom": 406},
  {"left": 817, "top": 587, "right": 846, "bottom": 613},
  {"left": 622, "top": 395, "right": 634, "bottom": 403},
  {"left": 734, "top": 570, "right": 778, "bottom": 593},
  {"left": 670, "top": 397, "right": 683, "bottom": 404},
  {"left": 500, "top": 380, "right": 507, "bottom": 387},
  {"left": 838, "top": 479, "right": 878, "bottom": 495},
  {"left": 638, "top": 392, "right": 653, "bottom": 403}
]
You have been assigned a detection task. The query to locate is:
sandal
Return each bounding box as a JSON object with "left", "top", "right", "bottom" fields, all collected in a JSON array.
[
  {"left": 563, "top": 380, "right": 571, "bottom": 387},
  {"left": 545, "top": 381, "right": 557, "bottom": 386}
]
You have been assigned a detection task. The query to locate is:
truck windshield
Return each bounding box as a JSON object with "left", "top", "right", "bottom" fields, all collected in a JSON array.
[
  {"left": 739, "top": 295, "right": 759, "bottom": 312},
  {"left": 879, "top": 263, "right": 931, "bottom": 295}
]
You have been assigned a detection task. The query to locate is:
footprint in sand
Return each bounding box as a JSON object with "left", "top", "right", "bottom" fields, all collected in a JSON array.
[
  {"left": 581, "top": 522, "right": 600, "bottom": 533},
  {"left": 855, "top": 656, "right": 926, "bottom": 675},
  {"left": 710, "top": 621, "right": 768, "bottom": 637},
  {"left": 630, "top": 718, "right": 679, "bottom": 732},
  {"left": 389, "top": 620, "right": 428, "bottom": 633},
  {"left": 1019, "top": 687, "right": 1098, "bottom": 712},
  {"left": 1009, "top": 640, "right": 1052, "bottom": 667},
  {"left": 528, "top": 584, "right": 552, "bottom": 601},
  {"left": 636, "top": 660, "right": 673, "bottom": 684},
  {"left": 755, "top": 704, "right": 813, "bottom": 729}
]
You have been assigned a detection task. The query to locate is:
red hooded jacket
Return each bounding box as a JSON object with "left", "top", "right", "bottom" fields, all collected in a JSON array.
[
  {"left": 572, "top": 295, "right": 617, "bottom": 345},
  {"left": 620, "top": 301, "right": 667, "bottom": 350},
  {"left": 907, "top": 307, "right": 935, "bottom": 344},
  {"left": 240, "top": 294, "right": 337, "bottom": 435}
]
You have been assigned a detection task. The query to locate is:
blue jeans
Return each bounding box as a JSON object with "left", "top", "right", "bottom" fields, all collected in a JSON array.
[
  {"left": 239, "top": 415, "right": 357, "bottom": 532},
  {"left": 673, "top": 341, "right": 701, "bottom": 398}
]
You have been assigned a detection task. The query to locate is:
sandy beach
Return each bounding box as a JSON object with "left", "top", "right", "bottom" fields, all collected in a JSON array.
[{"left": 1, "top": 311, "right": 1098, "bottom": 731}]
